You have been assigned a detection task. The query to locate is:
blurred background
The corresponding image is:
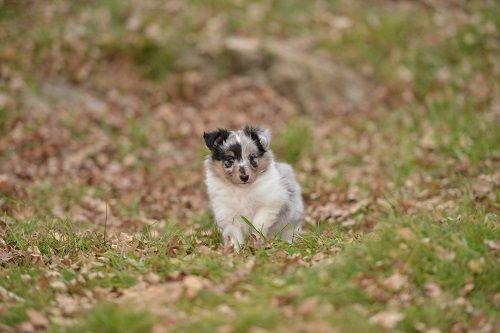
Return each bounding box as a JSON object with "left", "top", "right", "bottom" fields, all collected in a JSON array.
[
  {"left": 0, "top": 1, "right": 499, "bottom": 332},
  {"left": 0, "top": 0, "right": 498, "bottom": 232}
]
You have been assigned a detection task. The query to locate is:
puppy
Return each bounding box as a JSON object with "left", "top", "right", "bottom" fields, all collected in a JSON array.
[{"left": 203, "top": 126, "right": 303, "bottom": 249}]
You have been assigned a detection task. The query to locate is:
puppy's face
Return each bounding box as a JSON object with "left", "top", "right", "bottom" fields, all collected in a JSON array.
[{"left": 204, "top": 126, "right": 272, "bottom": 186}]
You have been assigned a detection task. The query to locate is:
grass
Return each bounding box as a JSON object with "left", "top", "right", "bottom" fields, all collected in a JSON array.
[
  {"left": 0, "top": 0, "right": 499, "bottom": 332},
  {"left": 66, "top": 303, "right": 156, "bottom": 333},
  {"left": 273, "top": 118, "right": 314, "bottom": 164},
  {"left": 2, "top": 192, "right": 497, "bottom": 332}
]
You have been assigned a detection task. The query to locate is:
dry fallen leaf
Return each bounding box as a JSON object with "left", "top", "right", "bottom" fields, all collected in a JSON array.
[
  {"left": 26, "top": 309, "right": 49, "bottom": 328},
  {"left": 49, "top": 281, "right": 67, "bottom": 292},
  {"left": 472, "top": 176, "right": 493, "bottom": 199},
  {"left": 56, "top": 294, "right": 82, "bottom": 316},
  {"left": 484, "top": 240, "right": 499, "bottom": 251},
  {"left": 398, "top": 228, "right": 415, "bottom": 240},
  {"left": 426, "top": 328, "right": 442, "bottom": 333},
  {"left": 20, "top": 274, "right": 31, "bottom": 283},
  {"left": 383, "top": 273, "right": 407, "bottom": 292},
  {"left": 214, "top": 258, "right": 255, "bottom": 293},
  {"left": 370, "top": 310, "right": 404, "bottom": 329},
  {"left": 119, "top": 282, "right": 184, "bottom": 309},
  {"left": 425, "top": 282, "right": 443, "bottom": 298},
  {"left": 298, "top": 297, "right": 319, "bottom": 316},
  {"left": 0, "top": 248, "right": 14, "bottom": 264},
  {"left": 16, "top": 322, "right": 35, "bottom": 333},
  {"left": 297, "top": 319, "right": 339, "bottom": 333},
  {"left": 0, "top": 174, "right": 23, "bottom": 197},
  {"left": 0, "top": 286, "right": 24, "bottom": 302},
  {"left": 183, "top": 275, "right": 209, "bottom": 299},
  {"left": 467, "top": 258, "right": 485, "bottom": 273},
  {"left": 144, "top": 272, "right": 161, "bottom": 284},
  {"left": 198, "top": 245, "right": 211, "bottom": 255}
]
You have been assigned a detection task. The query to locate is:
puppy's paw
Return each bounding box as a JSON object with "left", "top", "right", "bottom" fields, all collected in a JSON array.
[
  {"left": 224, "top": 236, "right": 242, "bottom": 251},
  {"left": 222, "top": 225, "right": 244, "bottom": 251}
]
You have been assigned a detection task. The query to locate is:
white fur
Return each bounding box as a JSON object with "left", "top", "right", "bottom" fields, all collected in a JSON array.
[{"left": 205, "top": 159, "right": 303, "bottom": 249}]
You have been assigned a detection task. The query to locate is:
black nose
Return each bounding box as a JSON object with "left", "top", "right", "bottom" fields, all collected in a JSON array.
[{"left": 240, "top": 175, "right": 249, "bottom": 182}]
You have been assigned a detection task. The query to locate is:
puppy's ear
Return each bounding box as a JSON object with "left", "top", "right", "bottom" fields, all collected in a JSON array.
[
  {"left": 244, "top": 126, "right": 271, "bottom": 154},
  {"left": 203, "top": 128, "right": 229, "bottom": 152}
]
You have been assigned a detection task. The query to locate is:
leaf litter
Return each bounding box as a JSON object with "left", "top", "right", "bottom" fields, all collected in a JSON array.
[{"left": 0, "top": 0, "right": 499, "bottom": 332}]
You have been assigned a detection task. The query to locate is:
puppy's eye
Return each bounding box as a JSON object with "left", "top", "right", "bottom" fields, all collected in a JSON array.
[
  {"left": 224, "top": 159, "right": 234, "bottom": 168},
  {"left": 249, "top": 155, "right": 258, "bottom": 167}
]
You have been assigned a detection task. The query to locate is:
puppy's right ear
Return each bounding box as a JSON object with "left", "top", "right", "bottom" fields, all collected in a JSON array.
[{"left": 203, "top": 129, "right": 229, "bottom": 152}]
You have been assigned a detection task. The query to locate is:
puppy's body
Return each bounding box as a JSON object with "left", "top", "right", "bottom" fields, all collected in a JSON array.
[{"left": 204, "top": 126, "right": 303, "bottom": 248}]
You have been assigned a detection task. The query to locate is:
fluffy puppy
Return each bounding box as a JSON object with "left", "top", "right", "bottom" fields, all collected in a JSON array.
[{"left": 203, "top": 126, "right": 303, "bottom": 248}]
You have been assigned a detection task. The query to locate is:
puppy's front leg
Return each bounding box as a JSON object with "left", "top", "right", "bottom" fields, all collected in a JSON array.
[
  {"left": 252, "top": 206, "right": 281, "bottom": 241},
  {"left": 221, "top": 223, "right": 245, "bottom": 250}
]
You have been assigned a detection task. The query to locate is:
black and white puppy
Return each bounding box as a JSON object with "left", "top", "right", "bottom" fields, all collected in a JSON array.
[{"left": 203, "top": 126, "right": 303, "bottom": 248}]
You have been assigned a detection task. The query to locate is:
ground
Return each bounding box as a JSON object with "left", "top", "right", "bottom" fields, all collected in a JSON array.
[{"left": 0, "top": 1, "right": 499, "bottom": 332}]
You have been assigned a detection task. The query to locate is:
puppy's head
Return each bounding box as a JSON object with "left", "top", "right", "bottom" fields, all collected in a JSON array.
[{"left": 204, "top": 126, "right": 272, "bottom": 185}]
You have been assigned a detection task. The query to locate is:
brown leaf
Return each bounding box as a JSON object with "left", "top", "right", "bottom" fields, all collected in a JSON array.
[
  {"left": 460, "top": 283, "right": 474, "bottom": 296},
  {"left": 425, "top": 282, "right": 442, "bottom": 298},
  {"left": 144, "top": 272, "right": 161, "bottom": 284},
  {"left": 0, "top": 286, "right": 23, "bottom": 303},
  {"left": 472, "top": 176, "right": 493, "bottom": 199},
  {"left": 26, "top": 309, "right": 49, "bottom": 328},
  {"left": 20, "top": 274, "right": 31, "bottom": 283},
  {"left": 119, "top": 282, "right": 183, "bottom": 309},
  {"left": 0, "top": 248, "right": 14, "bottom": 264},
  {"left": 55, "top": 294, "right": 81, "bottom": 315},
  {"left": 370, "top": 310, "right": 404, "bottom": 329},
  {"left": 183, "top": 276, "right": 210, "bottom": 299},
  {"left": 49, "top": 281, "right": 67, "bottom": 292},
  {"left": 467, "top": 258, "right": 485, "bottom": 273},
  {"left": 426, "top": 328, "right": 442, "bottom": 333},
  {"left": 16, "top": 322, "right": 35, "bottom": 333},
  {"left": 356, "top": 275, "right": 390, "bottom": 302},
  {"left": 198, "top": 245, "right": 211, "bottom": 255},
  {"left": 298, "top": 297, "right": 319, "bottom": 316},
  {"left": 214, "top": 258, "right": 255, "bottom": 293},
  {"left": 485, "top": 240, "right": 499, "bottom": 251},
  {"left": 383, "top": 273, "right": 407, "bottom": 292},
  {"left": 0, "top": 174, "right": 24, "bottom": 197},
  {"left": 398, "top": 228, "right": 415, "bottom": 240}
]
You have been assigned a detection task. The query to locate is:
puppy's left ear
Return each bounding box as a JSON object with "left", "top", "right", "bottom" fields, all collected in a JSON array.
[{"left": 244, "top": 126, "right": 271, "bottom": 153}]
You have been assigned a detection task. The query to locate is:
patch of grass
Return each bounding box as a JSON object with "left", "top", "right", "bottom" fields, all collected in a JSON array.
[
  {"left": 4, "top": 218, "right": 105, "bottom": 256},
  {"left": 0, "top": 107, "right": 9, "bottom": 136},
  {"left": 0, "top": 267, "right": 52, "bottom": 327},
  {"left": 131, "top": 39, "right": 191, "bottom": 80},
  {"left": 274, "top": 118, "right": 313, "bottom": 164},
  {"left": 232, "top": 305, "right": 280, "bottom": 332},
  {"left": 174, "top": 195, "right": 498, "bottom": 332},
  {"left": 66, "top": 303, "right": 156, "bottom": 333},
  {"left": 0, "top": 2, "right": 28, "bottom": 32},
  {"left": 304, "top": 202, "right": 498, "bottom": 331},
  {"left": 171, "top": 316, "right": 221, "bottom": 333},
  {"left": 426, "top": 100, "right": 499, "bottom": 164}
]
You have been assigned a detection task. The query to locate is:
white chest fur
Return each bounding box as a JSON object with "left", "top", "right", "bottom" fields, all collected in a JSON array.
[{"left": 205, "top": 162, "right": 287, "bottom": 230}]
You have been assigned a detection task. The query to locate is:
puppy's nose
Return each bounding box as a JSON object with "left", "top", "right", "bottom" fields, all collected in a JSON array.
[{"left": 240, "top": 175, "right": 249, "bottom": 183}]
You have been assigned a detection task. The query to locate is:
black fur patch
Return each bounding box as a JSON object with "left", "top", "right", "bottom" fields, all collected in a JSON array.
[
  {"left": 227, "top": 143, "right": 242, "bottom": 160},
  {"left": 203, "top": 129, "right": 229, "bottom": 161},
  {"left": 244, "top": 126, "right": 266, "bottom": 156}
]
